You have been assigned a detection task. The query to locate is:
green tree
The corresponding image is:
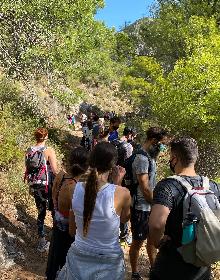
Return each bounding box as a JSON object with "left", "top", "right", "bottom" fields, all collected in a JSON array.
[
  {"left": 124, "top": 0, "right": 220, "bottom": 71},
  {"left": 0, "top": 0, "right": 122, "bottom": 85}
]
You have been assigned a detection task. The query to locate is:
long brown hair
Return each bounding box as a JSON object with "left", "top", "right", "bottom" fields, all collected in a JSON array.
[{"left": 83, "top": 142, "right": 117, "bottom": 236}]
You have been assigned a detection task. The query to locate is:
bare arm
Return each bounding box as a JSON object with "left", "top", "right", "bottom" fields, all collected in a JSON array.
[
  {"left": 137, "top": 173, "right": 153, "bottom": 203},
  {"left": 69, "top": 209, "right": 76, "bottom": 237},
  {"left": 149, "top": 204, "right": 170, "bottom": 248},
  {"left": 68, "top": 183, "right": 77, "bottom": 237},
  {"left": 52, "top": 173, "right": 61, "bottom": 209},
  {"left": 120, "top": 188, "right": 131, "bottom": 224},
  {"left": 47, "top": 148, "right": 58, "bottom": 175}
]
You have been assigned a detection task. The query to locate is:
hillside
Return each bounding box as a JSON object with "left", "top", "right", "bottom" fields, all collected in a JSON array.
[{"left": 1, "top": 0, "right": 220, "bottom": 279}]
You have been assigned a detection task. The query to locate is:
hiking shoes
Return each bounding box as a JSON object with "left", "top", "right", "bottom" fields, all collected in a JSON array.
[
  {"left": 131, "top": 272, "right": 143, "bottom": 280},
  {"left": 120, "top": 234, "right": 133, "bottom": 247},
  {"left": 37, "top": 239, "right": 50, "bottom": 253},
  {"left": 125, "top": 234, "right": 132, "bottom": 246}
]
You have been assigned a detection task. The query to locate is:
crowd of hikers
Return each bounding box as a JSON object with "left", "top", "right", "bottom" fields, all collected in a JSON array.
[{"left": 23, "top": 113, "right": 220, "bottom": 280}]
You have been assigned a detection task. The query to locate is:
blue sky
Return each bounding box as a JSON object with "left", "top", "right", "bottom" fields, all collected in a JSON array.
[{"left": 96, "top": 0, "right": 154, "bottom": 30}]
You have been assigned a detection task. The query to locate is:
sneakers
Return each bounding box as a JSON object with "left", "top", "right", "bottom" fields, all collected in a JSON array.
[
  {"left": 131, "top": 272, "right": 143, "bottom": 280},
  {"left": 125, "top": 234, "right": 132, "bottom": 246},
  {"left": 120, "top": 234, "right": 133, "bottom": 247},
  {"left": 37, "top": 238, "right": 50, "bottom": 253}
]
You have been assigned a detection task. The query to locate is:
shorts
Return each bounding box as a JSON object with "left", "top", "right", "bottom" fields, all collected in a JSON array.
[
  {"left": 57, "top": 243, "right": 125, "bottom": 280},
  {"left": 130, "top": 208, "right": 150, "bottom": 241}
]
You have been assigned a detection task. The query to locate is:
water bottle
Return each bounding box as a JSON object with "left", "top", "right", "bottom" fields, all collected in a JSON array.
[{"left": 182, "top": 213, "right": 197, "bottom": 245}]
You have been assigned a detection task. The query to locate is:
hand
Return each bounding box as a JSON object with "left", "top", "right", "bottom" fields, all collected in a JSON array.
[{"left": 112, "top": 165, "right": 126, "bottom": 185}]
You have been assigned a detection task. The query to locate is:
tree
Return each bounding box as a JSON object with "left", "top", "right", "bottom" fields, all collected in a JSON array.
[
  {"left": 0, "top": 0, "right": 122, "bottom": 84},
  {"left": 124, "top": 0, "right": 220, "bottom": 71}
]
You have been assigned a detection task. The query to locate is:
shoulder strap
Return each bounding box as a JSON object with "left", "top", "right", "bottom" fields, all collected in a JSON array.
[
  {"left": 39, "top": 146, "right": 47, "bottom": 152},
  {"left": 202, "top": 176, "right": 210, "bottom": 190},
  {"left": 168, "top": 175, "right": 210, "bottom": 191},
  {"left": 135, "top": 150, "right": 152, "bottom": 173}
]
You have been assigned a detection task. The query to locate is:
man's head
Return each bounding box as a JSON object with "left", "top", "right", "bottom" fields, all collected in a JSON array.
[
  {"left": 109, "top": 116, "right": 121, "bottom": 131},
  {"left": 123, "top": 127, "right": 133, "bottom": 141},
  {"left": 169, "top": 137, "right": 198, "bottom": 173},
  {"left": 93, "top": 115, "right": 99, "bottom": 122},
  {"left": 145, "top": 127, "right": 169, "bottom": 158}
]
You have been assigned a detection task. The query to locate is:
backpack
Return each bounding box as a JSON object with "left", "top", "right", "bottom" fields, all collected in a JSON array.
[
  {"left": 111, "top": 139, "right": 128, "bottom": 167},
  {"left": 25, "top": 147, "right": 48, "bottom": 191},
  {"left": 170, "top": 175, "right": 220, "bottom": 267},
  {"left": 124, "top": 150, "right": 152, "bottom": 197},
  {"left": 92, "top": 123, "right": 100, "bottom": 139}
]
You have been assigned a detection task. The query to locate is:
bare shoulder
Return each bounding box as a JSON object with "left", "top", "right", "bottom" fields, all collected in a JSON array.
[
  {"left": 44, "top": 146, "right": 56, "bottom": 158},
  {"left": 115, "top": 185, "right": 130, "bottom": 199},
  {"left": 45, "top": 146, "right": 54, "bottom": 154}
]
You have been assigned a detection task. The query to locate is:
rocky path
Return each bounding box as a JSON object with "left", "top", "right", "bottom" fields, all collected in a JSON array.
[{"left": 0, "top": 202, "right": 150, "bottom": 280}]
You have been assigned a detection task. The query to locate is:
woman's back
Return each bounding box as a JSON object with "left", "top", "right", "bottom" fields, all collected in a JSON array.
[{"left": 72, "top": 182, "right": 121, "bottom": 254}]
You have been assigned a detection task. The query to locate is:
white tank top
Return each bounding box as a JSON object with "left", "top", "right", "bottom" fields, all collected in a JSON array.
[{"left": 72, "top": 182, "right": 121, "bottom": 254}]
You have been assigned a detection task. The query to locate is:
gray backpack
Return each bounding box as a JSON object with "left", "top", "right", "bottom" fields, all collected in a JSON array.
[
  {"left": 170, "top": 175, "right": 220, "bottom": 267},
  {"left": 25, "top": 146, "right": 48, "bottom": 189}
]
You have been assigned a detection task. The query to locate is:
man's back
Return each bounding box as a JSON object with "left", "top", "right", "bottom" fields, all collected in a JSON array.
[{"left": 152, "top": 175, "right": 220, "bottom": 280}]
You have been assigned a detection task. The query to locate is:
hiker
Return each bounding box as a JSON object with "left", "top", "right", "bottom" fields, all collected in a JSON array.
[
  {"left": 108, "top": 116, "right": 121, "bottom": 142},
  {"left": 149, "top": 137, "right": 220, "bottom": 280},
  {"left": 98, "top": 127, "right": 110, "bottom": 142},
  {"left": 71, "top": 114, "right": 75, "bottom": 130},
  {"left": 104, "top": 111, "right": 110, "bottom": 121},
  {"left": 98, "top": 117, "right": 105, "bottom": 134},
  {"left": 81, "top": 120, "right": 93, "bottom": 151},
  {"left": 24, "top": 128, "right": 58, "bottom": 252},
  {"left": 120, "top": 127, "right": 134, "bottom": 159},
  {"left": 118, "top": 127, "right": 135, "bottom": 246},
  {"left": 46, "top": 147, "right": 89, "bottom": 280},
  {"left": 128, "top": 127, "right": 169, "bottom": 280},
  {"left": 57, "top": 142, "right": 131, "bottom": 280},
  {"left": 67, "top": 115, "right": 72, "bottom": 125},
  {"left": 78, "top": 111, "right": 87, "bottom": 126},
  {"left": 92, "top": 115, "right": 100, "bottom": 147}
]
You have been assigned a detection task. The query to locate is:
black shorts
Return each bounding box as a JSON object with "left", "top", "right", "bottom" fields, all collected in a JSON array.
[{"left": 130, "top": 208, "right": 150, "bottom": 241}]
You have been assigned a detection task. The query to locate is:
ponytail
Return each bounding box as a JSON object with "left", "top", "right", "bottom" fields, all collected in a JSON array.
[{"left": 83, "top": 168, "right": 98, "bottom": 236}]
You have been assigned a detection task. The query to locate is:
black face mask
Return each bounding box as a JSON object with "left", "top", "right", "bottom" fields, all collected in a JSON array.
[
  {"left": 169, "top": 159, "right": 176, "bottom": 173},
  {"left": 112, "top": 125, "right": 119, "bottom": 130},
  {"left": 148, "top": 144, "right": 160, "bottom": 159}
]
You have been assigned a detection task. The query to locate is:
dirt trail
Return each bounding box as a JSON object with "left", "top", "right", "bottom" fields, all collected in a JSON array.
[{"left": 0, "top": 200, "right": 150, "bottom": 280}]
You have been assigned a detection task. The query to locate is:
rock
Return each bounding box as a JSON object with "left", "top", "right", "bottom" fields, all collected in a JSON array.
[{"left": 0, "top": 228, "right": 25, "bottom": 270}]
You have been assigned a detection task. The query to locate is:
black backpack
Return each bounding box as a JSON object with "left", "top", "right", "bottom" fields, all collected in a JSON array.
[
  {"left": 124, "top": 150, "right": 152, "bottom": 197},
  {"left": 111, "top": 139, "right": 128, "bottom": 167}
]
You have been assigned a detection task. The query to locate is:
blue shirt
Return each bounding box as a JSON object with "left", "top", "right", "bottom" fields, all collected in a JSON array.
[{"left": 108, "top": 130, "right": 119, "bottom": 142}]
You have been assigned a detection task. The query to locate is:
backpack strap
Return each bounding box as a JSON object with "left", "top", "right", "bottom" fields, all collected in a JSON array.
[
  {"left": 168, "top": 175, "right": 210, "bottom": 191},
  {"left": 135, "top": 150, "right": 152, "bottom": 176},
  {"left": 130, "top": 150, "right": 152, "bottom": 206},
  {"left": 201, "top": 176, "right": 210, "bottom": 190}
]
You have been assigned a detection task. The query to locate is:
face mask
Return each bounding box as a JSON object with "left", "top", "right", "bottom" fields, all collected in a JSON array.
[
  {"left": 159, "top": 143, "right": 167, "bottom": 152},
  {"left": 148, "top": 144, "right": 160, "bottom": 158},
  {"left": 169, "top": 159, "right": 176, "bottom": 173}
]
